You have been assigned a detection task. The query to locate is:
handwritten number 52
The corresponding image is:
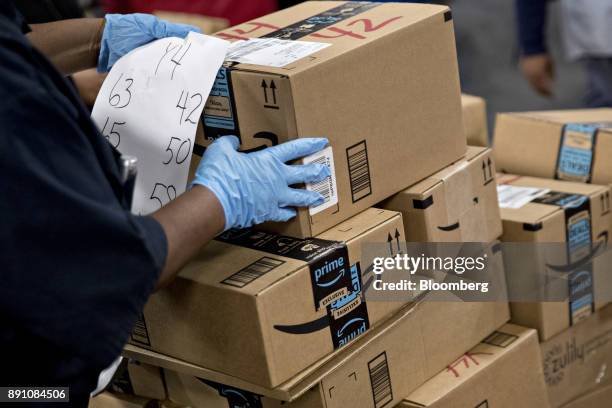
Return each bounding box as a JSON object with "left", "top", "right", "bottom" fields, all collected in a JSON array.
[{"left": 150, "top": 183, "right": 177, "bottom": 209}]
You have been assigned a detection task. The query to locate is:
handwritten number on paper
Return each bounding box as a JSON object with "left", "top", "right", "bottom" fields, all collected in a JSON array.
[
  {"left": 163, "top": 137, "right": 192, "bottom": 165},
  {"left": 150, "top": 183, "right": 177, "bottom": 208},
  {"left": 176, "top": 91, "right": 203, "bottom": 125},
  {"left": 109, "top": 73, "right": 133, "bottom": 108},
  {"left": 101, "top": 117, "right": 125, "bottom": 148},
  {"left": 155, "top": 41, "right": 192, "bottom": 79}
]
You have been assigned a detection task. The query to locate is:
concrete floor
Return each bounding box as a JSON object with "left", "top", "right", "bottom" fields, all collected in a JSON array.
[{"left": 450, "top": 0, "right": 586, "bottom": 140}]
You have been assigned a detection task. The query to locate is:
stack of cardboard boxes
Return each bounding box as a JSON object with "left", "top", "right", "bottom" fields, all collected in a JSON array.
[
  {"left": 90, "top": 2, "right": 551, "bottom": 407},
  {"left": 493, "top": 109, "right": 612, "bottom": 407}
]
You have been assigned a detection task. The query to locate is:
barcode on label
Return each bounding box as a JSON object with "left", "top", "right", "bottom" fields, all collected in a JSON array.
[
  {"left": 346, "top": 140, "right": 372, "bottom": 203},
  {"left": 131, "top": 314, "right": 151, "bottom": 346},
  {"left": 303, "top": 146, "right": 338, "bottom": 216},
  {"left": 221, "top": 257, "right": 285, "bottom": 288},
  {"left": 482, "top": 331, "right": 518, "bottom": 348},
  {"left": 368, "top": 352, "right": 393, "bottom": 408}
]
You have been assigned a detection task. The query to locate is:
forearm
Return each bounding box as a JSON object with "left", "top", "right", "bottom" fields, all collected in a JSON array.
[
  {"left": 516, "top": 0, "right": 548, "bottom": 55},
  {"left": 152, "top": 186, "right": 225, "bottom": 289},
  {"left": 27, "top": 18, "right": 104, "bottom": 74}
]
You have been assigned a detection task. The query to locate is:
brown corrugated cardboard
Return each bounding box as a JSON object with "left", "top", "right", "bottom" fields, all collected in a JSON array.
[
  {"left": 132, "top": 209, "right": 410, "bottom": 388},
  {"left": 126, "top": 361, "right": 167, "bottom": 401},
  {"left": 541, "top": 304, "right": 612, "bottom": 408},
  {"left": 561, "top": 383, "right": 612, "bottom": 408},
  {"left": 399, "top": 324, "right": 550, "bottom": 408},
  {"left": 190, "top": 1, "right": 465, "bottom": 238},
  {"left": 127, "top": 291, "right": 509, "bottom": 408},
  {"left": 498, "top": 174, "right": 612, "bottom": 341},
  {"left": 88, "top": 392, "right": 155, "bottom": 408},
  {"left": 382, "top": 146, "right": 501, "bottom": 243},
  {"left": 461, "top": 94, "right": 488, "bottom": 147},
  {"left": 494, "top": 109, "right": 612, "bottom": 184}
]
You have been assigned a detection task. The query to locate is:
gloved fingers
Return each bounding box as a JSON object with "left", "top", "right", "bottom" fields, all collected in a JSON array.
[
  {"left": 271, "top": 208, "right": 298, "bottom": 222},
  {"left": 279, "top": 188, "right": 324, "bottom": 208},
  {"left": 284, "top": 163, "right": 330, "bottom": 185},
  {"left": 157, "top": 18, "right": 202, "bottom": 38},
  {"left": 210, "top": 135, "right": 240, "bottom": 153},
  {"left": 266, "top": 138, "right": 329, "bottom": 163}
]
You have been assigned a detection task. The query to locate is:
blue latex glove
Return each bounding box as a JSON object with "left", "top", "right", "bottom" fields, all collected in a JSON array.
[
  {"left": 98, "top": 14, "right": 201, "bottom": 72},
  {"left": 193, "top": 136, "right": 331, "bottom": 231}
]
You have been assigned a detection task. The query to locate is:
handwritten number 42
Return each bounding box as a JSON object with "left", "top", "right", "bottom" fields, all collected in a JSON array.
[{"left": 176, "top": 90, "right": 202, "bottom": 125}]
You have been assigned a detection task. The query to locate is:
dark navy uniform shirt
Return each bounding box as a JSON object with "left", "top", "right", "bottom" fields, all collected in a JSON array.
[{"left": 0, "top": 2, "right": 167, "bottom": 406}]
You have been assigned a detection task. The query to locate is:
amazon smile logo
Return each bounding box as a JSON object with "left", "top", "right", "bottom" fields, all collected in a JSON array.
[{"left": 314, "top": 257, "right": 346, "bottom": 287}]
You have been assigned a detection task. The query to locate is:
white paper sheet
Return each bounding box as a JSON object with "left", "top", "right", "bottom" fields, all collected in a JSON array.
[{"left": 92, "top": 32, "right": 229, "bottom": 215}]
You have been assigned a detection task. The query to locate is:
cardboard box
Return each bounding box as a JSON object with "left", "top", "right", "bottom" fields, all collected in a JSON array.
[
  {"left": 133, "top": 209, "right": 411, "bottom": 388},
  {"left": 88, "top": 392, "right": 155, "bottom": 408},
  {"left": 190, "top": 1, "right": 466, "bottom": 238},
  {"left": 111, "top": 359, "right": 166, "bottom": 400},
  {"left": 498, "top": 174, "right": 612, "bottom": 341},
  {"left": 461, "top": 94, "right": 488, "bottom": 147},
  {"left": 126, "top": 291, "right": 509, "bottom": 408},
  {"left": 561, "top": 383, "right": 612, "bottom": 408},
  {"left": 382, "top": 146, "right": 501, "bottom": 243},
  {"left": 399, "top": 324, "right": 550, "bottom": 408},
  {"left": 494, "top": 109, "right": 612, "bottom": 184},
  {"left": 541, "top": 304, "right": 612, "bottom": 407}
]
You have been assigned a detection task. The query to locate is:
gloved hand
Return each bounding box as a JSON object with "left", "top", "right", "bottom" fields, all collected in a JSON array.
[
  {"left": 193, "top": 136, "right": 331, "bottom": 231},
  {"left": 98, "top": 14, "right": 201, "bottom": 72}
]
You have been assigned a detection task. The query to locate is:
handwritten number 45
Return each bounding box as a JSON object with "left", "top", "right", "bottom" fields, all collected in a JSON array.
[
  {"left": 101, "top": 117, "right": 125, "bottom": 148},
  {"left": 164, "top": 136, "right": 191, "bottom": 165},
  {"left": 176, "top": 90, "right": 202, "bottom": 125}
]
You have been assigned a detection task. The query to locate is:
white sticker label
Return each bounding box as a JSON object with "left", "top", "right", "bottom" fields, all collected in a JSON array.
[
  {"left": 497, "top": 185, "right": 550, "bottom": 209},
  {"left": 226, "top": 38, "right": 331, "bottom": 68},
  {"left": 303, "top": 146, "right": 338, "bottom": 216}
]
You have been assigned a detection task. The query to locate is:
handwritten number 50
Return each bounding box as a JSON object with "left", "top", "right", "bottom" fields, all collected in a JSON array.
[{"left": 163, "top": 137, "right": 191, "bottom": 165}]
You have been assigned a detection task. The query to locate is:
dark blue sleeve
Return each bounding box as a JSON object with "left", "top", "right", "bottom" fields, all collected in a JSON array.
[
  {"left": 0, "top": 46, "right": 168, "bottom": 370},
  {"left": 516, "top": 0, "right": 548, "bottom": 55}
]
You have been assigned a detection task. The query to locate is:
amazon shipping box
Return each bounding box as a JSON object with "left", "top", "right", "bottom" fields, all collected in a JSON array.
[
  {"left": 497, "top": 174, "right": 612, "bottom": 341},
  {"left": 130, "top": 209, "right": 411, "bottom": 388},
  {"left": 541, "top": 304, "right": 612, "bottom": 407},
  {"left": 399, "top": 324, "right": 550, "bottom": 408},
  {"left": 494, "top": 109, "right": 612, "bottom": 184},
  {"left": 125, "top": 290, "right": 509, "bottom": 408},
  {"left": 461, "top": 94, "right": 488, "bottom": 146},
  {"left": 190, "top": 1, "right": 465, "bottom": 238},
  {"left": 382, "top": 146, "right": 501, "bottom": 243}
]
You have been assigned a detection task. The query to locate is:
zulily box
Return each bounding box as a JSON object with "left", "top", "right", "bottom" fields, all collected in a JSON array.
[
  {"left": 494, "top": 109, "right": 612, "bottom": 184},
  {"left": 461, "top": 94, "right": 488, "bottom": 147},
  {"left": 497, "top": 174, "right": 612, "bottom": 341},
  {"left": 132, "top": 209, "right": 409, "bottom": 388},
  {"left": 128, "top": 291, "right": 509, "bottom": 408},
  {"left": 189, "top": 1, "right": 466, "bottom": 238},
  {"left": 561, "top": 383, "right": 612, "bottom": 408},
  {"left": 382, "top": 146, "right": 501, "bottom": 243},
  {"left": 541, "top": 304, "right": 612, "bottom": 407},
  {"left": 400, "top": 324, "right": 550, "bottom": 408}
]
